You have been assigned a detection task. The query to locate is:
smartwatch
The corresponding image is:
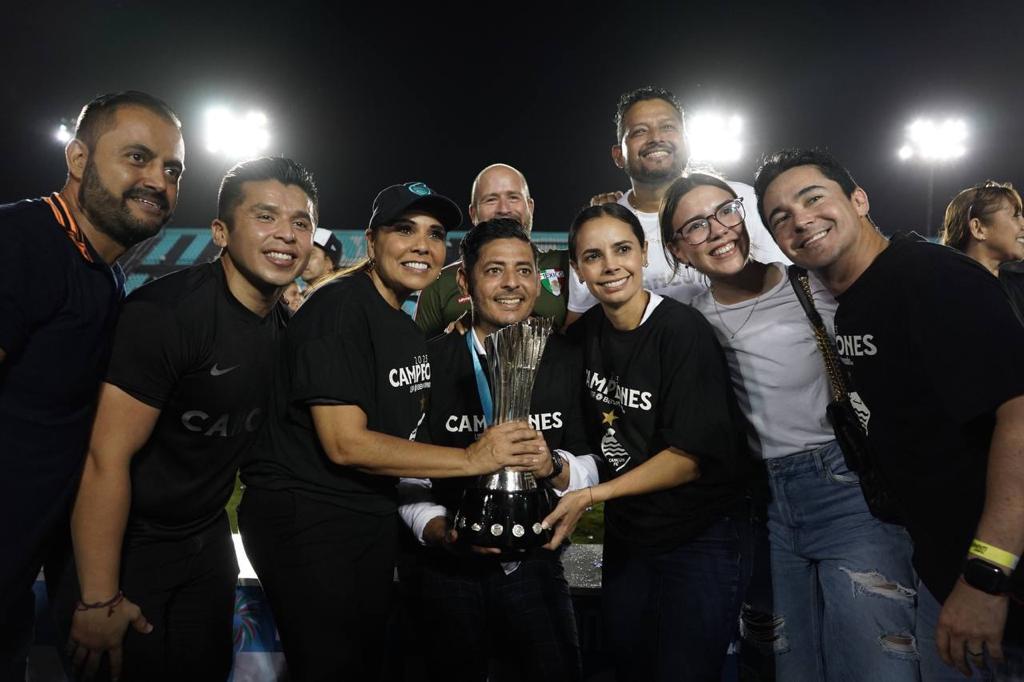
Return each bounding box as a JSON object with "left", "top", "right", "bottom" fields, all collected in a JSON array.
[{"left": 962, "top": 558, "right": 1013, "bottom": 595}]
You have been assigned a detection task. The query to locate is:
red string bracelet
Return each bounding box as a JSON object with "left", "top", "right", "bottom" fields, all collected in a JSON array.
[{"left": 75, "top": 591, "right": 124, "bottom": 617}]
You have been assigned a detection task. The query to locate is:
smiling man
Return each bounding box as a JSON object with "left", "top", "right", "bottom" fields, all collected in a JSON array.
[
  {"left": 0, "top": 91, "right": 183, "bottom": 679},
  {"left": 565, "top": 86, "right": 787, "bottom": 324},
  {"left": 63, "top": 157, "right": 316, "bottom": 681},
  {"left": 400, "top": 218, "right": 597, "bottom": 682},
  {"left": 414, "top": 163, "right": 570, "bottom": 336},
  {"left": 755, "top": 148, "right": 1024, "bottom": 679}
]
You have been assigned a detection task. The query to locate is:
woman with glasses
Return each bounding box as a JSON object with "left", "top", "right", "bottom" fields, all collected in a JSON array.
[
  {"left": 942, "top": 180, "right": 1024, "bottom": 320},
  {"left": 542, "top": 202, "right": 755, "bottom": 682},
  {"left": 659, "top": 173, "right": 919, "bottom": 682}
]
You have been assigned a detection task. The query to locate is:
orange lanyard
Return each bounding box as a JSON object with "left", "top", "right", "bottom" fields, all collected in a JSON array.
[{"left": 42, "top": 192, "right": 93, "bottom": 263}]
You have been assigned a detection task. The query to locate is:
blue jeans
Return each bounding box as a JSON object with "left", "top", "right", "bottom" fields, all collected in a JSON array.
[
  {"left": 743, "top": 441, "right": 920, "bottom": 682},
  {"left": 917, "top": 580, "right": 1024, "bottom": 681},
  {"left": 602, "top": 513, "right": 753, "bottom": 682}
]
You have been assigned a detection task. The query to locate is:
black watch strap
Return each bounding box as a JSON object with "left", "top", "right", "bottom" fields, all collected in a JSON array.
[
  {"left": 545, "top": 451, "right": 564, "bottom": 480},
  {"left": 962, "top": 558, "right": 1013, "bottom": 595}
]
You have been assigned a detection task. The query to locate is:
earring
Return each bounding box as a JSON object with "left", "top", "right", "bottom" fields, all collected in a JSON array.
[{"left": 367, "top": 256, "right": 376, "bottom": 270}]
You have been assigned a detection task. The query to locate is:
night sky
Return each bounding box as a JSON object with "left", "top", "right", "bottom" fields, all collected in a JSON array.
[{"left": 4, "top": 0, "right": 1023, "bottom": 239}]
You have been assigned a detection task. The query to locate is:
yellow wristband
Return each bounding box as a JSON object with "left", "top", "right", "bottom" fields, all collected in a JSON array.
[{"left": 969, "top": 539, "right": 1020, "bottom": 571}]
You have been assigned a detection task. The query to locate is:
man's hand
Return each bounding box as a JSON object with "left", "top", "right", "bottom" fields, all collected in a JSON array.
[
  {"left": 465, "top": 421, "right": 544, "bottom": 474},
  {"left": 590, "top": 191, "right": 624, "bottom": 207},
  {"left": 935, "top": 579, "right": 1008, "bottom": 676},
  {"left": 69, "top": 596, "right": 152, "bottom": 681}
]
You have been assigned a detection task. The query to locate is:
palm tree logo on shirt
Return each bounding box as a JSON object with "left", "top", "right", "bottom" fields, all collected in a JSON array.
[{"left": 600, "top": 410, "right": 630, "bottom": 472}]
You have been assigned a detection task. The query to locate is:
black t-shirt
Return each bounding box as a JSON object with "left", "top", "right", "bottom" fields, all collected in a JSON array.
[
  {"left": 0, "top": 196, "right": 124, "bottom": 508},
  {"left": 573, "top": 296, "right": 751, "bottom": 551},
  {"left": 998, "top": 268, "right": 1024, "bottom": 324},
  {"left": 835, "top": 234, "right": 1024, "bottom": 610},
  {"left": 105, "top": 261, "right": 285, "bottom": 542},
  {"left": 242, "top": 272, "right": 430, "bottom": 515},
  {"left": 421, "top": 330, "right": 591, "bottom": 510}
]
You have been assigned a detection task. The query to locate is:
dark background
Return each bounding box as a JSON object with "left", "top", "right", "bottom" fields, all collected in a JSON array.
[{"left": 3, "top": 0, "right": 1022, "bottom": 237}]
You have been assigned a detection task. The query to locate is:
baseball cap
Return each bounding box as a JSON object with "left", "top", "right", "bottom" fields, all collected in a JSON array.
[
  {"left": 368, "top": 182, "right": 462, "bottom": 233},
  {"left": 312, "top": 228, "right": 342, "bottom": 267}
]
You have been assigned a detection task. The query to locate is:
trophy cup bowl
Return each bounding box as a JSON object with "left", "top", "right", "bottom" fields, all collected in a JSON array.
[{"left": 454, "top": 318, "right": 555, "bottom": 550}]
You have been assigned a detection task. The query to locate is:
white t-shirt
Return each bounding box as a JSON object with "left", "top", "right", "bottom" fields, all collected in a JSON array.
[
  {"left": 568, "top": 180, "right": 789, "bottom": 312},
  {"left": 690, "top": 263, "right": 836, "bottom": 460}
]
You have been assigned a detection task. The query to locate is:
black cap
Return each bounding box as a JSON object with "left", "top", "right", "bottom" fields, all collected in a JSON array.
[
  {"left": 368, "top": 182, "right": 462, "bottom": 232},
  {"left": 312, "top": 228, "right": 343, "bottom": 267}
]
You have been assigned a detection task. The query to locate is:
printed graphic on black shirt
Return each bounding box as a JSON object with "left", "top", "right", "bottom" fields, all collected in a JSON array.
[{"left": 105, "top": 262, "right": 285, "bottom": 540}]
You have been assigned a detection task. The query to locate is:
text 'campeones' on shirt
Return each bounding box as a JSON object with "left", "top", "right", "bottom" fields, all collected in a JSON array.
[
  {"left": 104, "top": 261, "right": 286, "bottom": 542},
  {"left": 242, "top": 272, "right": 431, "bottom": 515},
  {"left": 572, "top": 294, "right": 753, "bottom": 550},
  {"left": 834, "top": 233, "right": 1024, "bottom": 613},
  {"left": 420, "top": 330, "right": 591, "bottom": 511}
]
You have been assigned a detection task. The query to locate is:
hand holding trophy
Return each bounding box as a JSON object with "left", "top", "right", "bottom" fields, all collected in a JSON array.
[{"left": 454, "top": 317, "right": 556, "bottom": 550}]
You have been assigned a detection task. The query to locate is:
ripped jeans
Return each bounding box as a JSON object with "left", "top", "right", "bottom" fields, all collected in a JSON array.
[{"left": 742, "top": 440, "right": 920, "bottom": 682}]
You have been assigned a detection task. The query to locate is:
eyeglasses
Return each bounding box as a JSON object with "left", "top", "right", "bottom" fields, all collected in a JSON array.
[{"left": 672, "top": 197, "right": 745, "bottom": 246}]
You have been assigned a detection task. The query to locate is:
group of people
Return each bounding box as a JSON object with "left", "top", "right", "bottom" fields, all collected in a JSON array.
[{"left": 1, "top": 84, "right": 1022, "bottom": 682}]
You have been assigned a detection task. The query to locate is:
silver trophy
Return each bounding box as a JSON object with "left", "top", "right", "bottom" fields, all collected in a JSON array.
[{"left": 454, "top": 317, "right": 556, "bottom": 550}]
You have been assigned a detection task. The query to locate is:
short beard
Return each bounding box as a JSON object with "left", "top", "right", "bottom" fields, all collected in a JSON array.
[
  {"left": 78, "top": 159, "right": 172, "bottom": 249},
  {"left": 625, "top": 157, "right": 685, "bottom": 186}
]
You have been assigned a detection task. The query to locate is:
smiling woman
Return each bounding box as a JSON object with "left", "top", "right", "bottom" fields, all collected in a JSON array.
[
  {"left": 942, "top": 180, "right": 1024, "bottom": 319},
  {"left": 238, "top": 181, "right": 546, "bottom": 679},
  {"left": 544, "top": 201, "right": 756, "bottom": 681},
  {"left": 659, "top": 172, "right": 919, "bottom": 681}
]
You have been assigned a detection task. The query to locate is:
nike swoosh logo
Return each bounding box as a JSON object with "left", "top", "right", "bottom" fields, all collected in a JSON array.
[{"left": 210, "top": 364, "right": 240, "bottom": 377}]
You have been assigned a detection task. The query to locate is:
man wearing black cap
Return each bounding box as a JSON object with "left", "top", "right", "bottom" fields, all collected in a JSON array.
[
  {"left": 239, "top": 182, "right": 545, "bottom": 680},
  {"left": 0, "top": 90, "right": 183, "bottom": 678},
  {"left": 301, "top": 226, "right": 343, "bottom": 287}
]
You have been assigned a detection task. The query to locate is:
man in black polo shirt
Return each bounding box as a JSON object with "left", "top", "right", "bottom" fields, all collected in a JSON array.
[
  {"left": 64, "top": 157, "right": 316, "bottom": 681},
  {"left": 400, "top": 218, "right": 597, "bottom": 682},
  {"left": 0, "top": 91, "right": 184, "bottom": 678},
  {"left": 755, "top": 148, "right": 1024, "bottom": 678}
]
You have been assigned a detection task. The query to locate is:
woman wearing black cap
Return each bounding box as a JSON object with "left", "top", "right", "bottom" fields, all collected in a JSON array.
[{"left": 239, "top": 182, "right": 544, "bottom": 681}]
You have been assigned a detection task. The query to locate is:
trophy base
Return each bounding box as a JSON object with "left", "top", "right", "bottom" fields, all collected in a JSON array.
[{"left": 454, "top": 486, "right": 555, "bottom": 550}]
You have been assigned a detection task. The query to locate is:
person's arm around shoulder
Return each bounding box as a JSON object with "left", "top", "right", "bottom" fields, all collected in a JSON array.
[
  {"left": 69, "top": 384, "right": 161, "bottom": 679},
  {"left": 936, "top": 393, "right": 1024, "bottom": 674}
]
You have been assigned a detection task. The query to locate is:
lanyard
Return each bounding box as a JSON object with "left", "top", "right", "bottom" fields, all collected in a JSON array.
[
  {"left": 466, "top": 330, "right": 494, "bottom": 426},
  {"left": 43, "top": 192, "right": 94, "bottom": 263}
]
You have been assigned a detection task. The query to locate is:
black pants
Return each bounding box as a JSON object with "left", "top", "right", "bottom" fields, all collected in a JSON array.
[
  {"left": 238, "top": 487, "right": 397, "bottom": 682},
  {"left": 0, "top": 462, "right": 78, "bottom": 681},
  {"left": 403, "top": 549, "right": 582, "bottom": 682},
  {"left": 49, "top": 513, "right": 239, "bottom": 682}
]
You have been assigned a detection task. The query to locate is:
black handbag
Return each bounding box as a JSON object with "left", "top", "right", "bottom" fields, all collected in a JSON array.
[{"left": 788, "top": 267, "right": 904, "bottom": 525}]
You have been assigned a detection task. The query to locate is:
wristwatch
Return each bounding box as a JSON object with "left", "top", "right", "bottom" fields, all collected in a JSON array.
[
  {"left": 962, "top": 558, "right": 1013, "bottom": 595},
  {"left": 544, "top": 451, "right": 564, "bottom": 480}
]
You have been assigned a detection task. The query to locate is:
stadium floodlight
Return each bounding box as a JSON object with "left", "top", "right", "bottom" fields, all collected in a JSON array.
[
  {"left": 897, "top": 117, "right": 968, "bottom": 162},
  {"left": 687, "top": 112, "right": 744, "bottom": 164},
  {"left": 204, "top": 106, "right": 271, "bottom": 159},
  {"left": 54, "top": 123, "right": 72, "bottom": 144},
  {"left": 897, "top": 116, "right": 970, "bottom": 234}
]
